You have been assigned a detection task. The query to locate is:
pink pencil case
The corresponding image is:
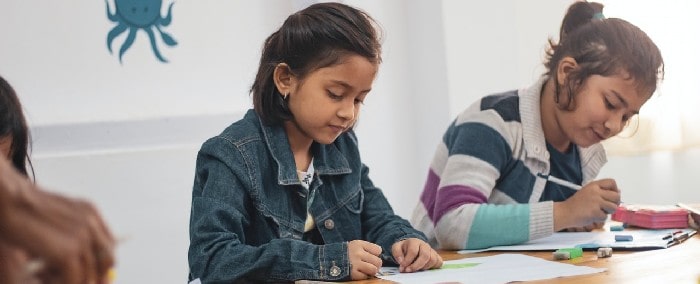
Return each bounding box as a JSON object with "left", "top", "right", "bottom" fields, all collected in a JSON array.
[{"left": 612, "top": 204, "right": 689, "bottom": 229}]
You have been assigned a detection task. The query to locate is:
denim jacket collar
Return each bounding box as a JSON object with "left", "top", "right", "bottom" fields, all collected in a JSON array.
[{"left": 255, "top": 111, "right": 352, "bottom": 186}]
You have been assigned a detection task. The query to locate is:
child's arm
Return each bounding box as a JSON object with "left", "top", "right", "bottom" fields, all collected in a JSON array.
[
  {"left": 188, "top": 139, "right": 351, "bottom": 282},
  {"left": 189, "top": 206, "right": 349, "bottom": 282},
  {"left": 356, "top": 164, "right": 430, "bottom": 260},
  {"left": 426, "top": 117, "right": 553, "bottom": 250},
  {"left": 434, "top": 202, "right": 549, "bottom": 249}
]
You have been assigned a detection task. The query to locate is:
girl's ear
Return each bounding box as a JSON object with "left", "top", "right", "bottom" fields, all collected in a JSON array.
[
  {"left": 273, "top": 63, "right": 295, "bottom": 96},
  {"left": 556, "top": 56, "right": 578, "bottom": 85}
]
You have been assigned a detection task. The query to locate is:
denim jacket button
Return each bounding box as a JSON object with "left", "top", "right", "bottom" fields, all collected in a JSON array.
[
  {"left": 324, "top": 219, "right": 335, "bottom": 230},
  {"left": 329, "top": 265, "right": 341, "bottom": 277}
]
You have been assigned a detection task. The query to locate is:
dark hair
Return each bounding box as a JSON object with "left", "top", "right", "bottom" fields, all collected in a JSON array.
[
  {"left": 0, "top": 75, "right": 33, "bottom": 177},
  {"left": 251, "top": 2, "right": 382, "bottom": 125},
  {"left": 544, "top": 1, "right": 664, "bottom": 109}
]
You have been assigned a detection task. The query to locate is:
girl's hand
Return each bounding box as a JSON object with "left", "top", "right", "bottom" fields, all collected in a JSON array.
[
  {"left": 0, "top": 241, "right": 39, "bottom": 284},
  {"left": 690, "top": 213, "right": 700, "bottom": 229},
  {"left": 0, "top": 158, "right": 116, "bottom": 284},
  {"left": 554, "top": 178, "right": 620, "bottom": 231},
  {"left": 347, "top": 240, "right": 382, "bottom": 280},
  {"left": 563, "top": 221, "right": 604, "bottom": 232},
  {"left": 391, "top": 238, "right": 443, "bottom": 273}
]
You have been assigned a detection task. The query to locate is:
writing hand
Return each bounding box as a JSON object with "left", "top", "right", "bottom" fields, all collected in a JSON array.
[
  {"left": 554, "top": 178, "right": 620, "bottom": 231},
  {"left": 347, "top": 240, "right": 382, "bottom": 280},
  {"left": 391, "top": 238, "right": 442, "bottom": 273}
]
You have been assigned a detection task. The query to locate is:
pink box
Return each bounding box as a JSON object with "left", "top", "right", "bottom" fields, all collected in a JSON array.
[{"left": 611, "top": 205, "right": 689, "bottom": 229}]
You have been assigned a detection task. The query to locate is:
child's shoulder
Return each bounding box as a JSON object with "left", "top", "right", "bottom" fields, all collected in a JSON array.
[
  {"left": 455, "top": 90, "right": 520, "bottom": 124},
  {"left": 205, "top": 110, "right": 263, "bottom": 148},
  {"left": 479, "top": 90, "right": 520, "bottom": 120}
]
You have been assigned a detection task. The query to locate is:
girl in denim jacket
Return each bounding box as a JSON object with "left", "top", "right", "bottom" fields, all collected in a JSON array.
[{"left": 187, "top": 3, "right": 442, "bottom": 283}]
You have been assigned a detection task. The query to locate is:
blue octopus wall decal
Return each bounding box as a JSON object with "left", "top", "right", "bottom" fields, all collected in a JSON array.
[{"left": 106, "top": 0, "right": 178, "bottom": 63}]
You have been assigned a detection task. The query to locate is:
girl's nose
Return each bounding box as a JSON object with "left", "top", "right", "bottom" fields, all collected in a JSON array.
[
  {"left": 337, "top": 101, "right": 355, "bottom": 121},
  {"left": 605, "top": 115, "right": 624, "bottom": 135}
]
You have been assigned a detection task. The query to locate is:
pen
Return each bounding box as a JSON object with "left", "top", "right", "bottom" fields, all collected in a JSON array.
[
  {"left": 674, "top": 231, "right": 693, "bottom": 243},
  {"left": 663, "top": 230, "right": 683, "bottom": 240},
  {"left": 537, "top": 173, "right": 582, "bottom": 190},
  {"left": 668, "top": 230, "right": 697, "bottom": 246}
]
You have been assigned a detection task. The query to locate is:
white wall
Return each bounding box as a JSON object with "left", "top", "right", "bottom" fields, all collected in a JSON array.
[
  {"left": 600, "top": 149, "right": 700, "bottom": 205},
  {"left": 2, "top": 0, "right": 448, "bottom": 283},
  {"left": 2, "top": 1, "right": 698, "bottom": 283},
  {"left": 442, "top": 0, "right": 570, "bottom": 116}
]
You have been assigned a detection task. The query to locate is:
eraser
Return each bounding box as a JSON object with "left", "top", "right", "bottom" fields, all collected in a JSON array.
[
  {"left": 575, "top": 242, "right": 599, "bottom": 249},
  {"left": 615, "top": 234, "right": 633, "bottom": 242},
  {"left": 610, "top": 225, "right": 625, "bottom": 231},
  {"left": 597, "top": 247, "right": 613, "bottom": 258},
  {"left": 555, "top": 248, "right": 582, "bottom": 259},
  {"left": 553, "top": 251, "right": 570, "bottom": 260}
]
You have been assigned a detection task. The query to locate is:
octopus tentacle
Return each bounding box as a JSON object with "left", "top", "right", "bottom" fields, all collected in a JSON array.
[
  {"left": 119, "top": 29, "right": 138, "bottom": 63},
  {"left": 156, "top": 26, "right": 177, "bottom": 46},
  {"left": 159, "top": 2, "right": 175, "bottom": 26},
  {"left": 145, "top": 27, "right": 167, "bottom": 63},
  {"left": 107, "top": 23, "right": 128, "bottom": 54},
  {"left": 105, "top": 0, "right": 118, "bottom": 22}
]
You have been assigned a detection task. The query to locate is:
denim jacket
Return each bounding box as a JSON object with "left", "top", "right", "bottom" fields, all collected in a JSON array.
[{"left": 188, "top": 110, "right": 426, "bottom": 283}]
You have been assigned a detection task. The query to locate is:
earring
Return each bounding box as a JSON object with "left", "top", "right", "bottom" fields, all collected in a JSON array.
[{"left": 279, "top": 91, "right": 291, "bottom": 114}]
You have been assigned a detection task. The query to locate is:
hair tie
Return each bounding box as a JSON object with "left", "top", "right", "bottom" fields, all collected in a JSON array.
[{"left": 593, "top": 12, "right": 605, "bottom": 20}]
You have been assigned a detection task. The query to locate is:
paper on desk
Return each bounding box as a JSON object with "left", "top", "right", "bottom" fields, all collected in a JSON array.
[
  {"left": 458, "top": 229, "right": 696, "bottom": 254},
  {"left": 376, "top": 253, "right": 605, "bottom": 284}
]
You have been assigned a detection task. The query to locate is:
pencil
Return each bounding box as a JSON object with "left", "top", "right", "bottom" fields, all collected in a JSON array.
[{"left": 538, "top": 173, "right": 582, "bottom": 190}]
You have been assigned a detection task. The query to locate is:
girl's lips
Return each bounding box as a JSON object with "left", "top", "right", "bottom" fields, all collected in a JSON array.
[
  {"left": 329, "top": 125, "right": 346, "bottom": 132},
  {"left": 592, "top": 128, "right": 606, "bottom": 141}
]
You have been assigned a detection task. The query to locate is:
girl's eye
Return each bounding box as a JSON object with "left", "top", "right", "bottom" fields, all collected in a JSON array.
[
  {"left": 354, "top": 98, "right": 364, "bottom": 105},
  {"left": 604, "top": 98, "right": 616, "bottom": 110},
  {"left": 327, "top": 91, "right": 342, "bottom": 100}
]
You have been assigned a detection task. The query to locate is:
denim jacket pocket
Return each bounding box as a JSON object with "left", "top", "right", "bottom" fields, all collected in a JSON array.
[{"left": 343, "top": 186, "right": 364, "bottom": 214}]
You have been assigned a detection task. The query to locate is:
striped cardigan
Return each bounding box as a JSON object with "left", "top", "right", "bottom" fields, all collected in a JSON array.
[{"left": 411, "top": 77, "right": 607, "bottom": 250}]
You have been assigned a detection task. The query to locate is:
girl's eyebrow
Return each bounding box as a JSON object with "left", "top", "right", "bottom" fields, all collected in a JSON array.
[
  {"left": 611, "top": 90, "right": 639, "bottom": 115},
  {"left": 330, "top": 80, "right": 372, "bottom": 93}
]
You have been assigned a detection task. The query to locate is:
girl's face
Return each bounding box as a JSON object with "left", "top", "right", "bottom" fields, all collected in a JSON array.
[
  {"left": 557, "top": 73, "right": 647, "bottom": 148},
  {"left": 0, "top": 135, "right": 11, "bottom": 158},
  {"left": 283, "top": 54, "right": 378, "bottom": 145}
]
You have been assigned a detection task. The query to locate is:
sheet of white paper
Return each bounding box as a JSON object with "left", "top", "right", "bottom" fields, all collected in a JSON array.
[
  {"left": 377, "top": 253, "right": 605, "bottom": 284},
  {"left": 458, "top": 229, "right": 695, "bottom": 254}
]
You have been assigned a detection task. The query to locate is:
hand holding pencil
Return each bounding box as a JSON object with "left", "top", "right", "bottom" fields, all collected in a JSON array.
[{"left": 553, "top": 178, "right": 621, "bottom": 231}]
